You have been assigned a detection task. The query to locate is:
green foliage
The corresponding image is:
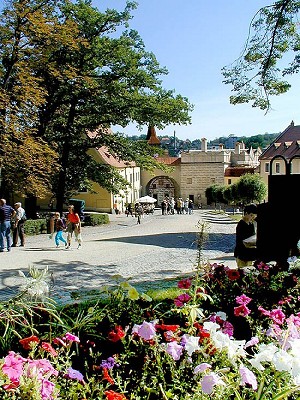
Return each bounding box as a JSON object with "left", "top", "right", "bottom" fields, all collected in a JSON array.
[
  {"left": 236, "top": 173, "right": 267, "bottom": 204},
  {"left": 83, "top": 213, "right": 109, "bottom": 226},
  {"left": 222, "top": 1, "right": 300, "bottom": 111},
  {"left": 24, "top": 219, "right": 47, "bottom": 235},
  {"left": 0, "top": 0, "right": 193, "bottom": 210}
]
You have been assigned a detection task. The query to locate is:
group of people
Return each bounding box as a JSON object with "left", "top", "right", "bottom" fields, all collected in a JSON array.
[
  {"left": 50, "top": 205, "right": 82, "bottom": 249},
  {"left": 0, "top": 199, "right": 26, "bottom": 251},
  {"left": 0, "top": 199, "right": 83, "bottom": 252},
  {"left": 161, "top": 197, "right": 194, "bottom": 215}
]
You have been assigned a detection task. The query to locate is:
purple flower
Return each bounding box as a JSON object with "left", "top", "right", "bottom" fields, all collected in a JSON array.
[
  {"left": 100, "top": 357, "right": 118, "bottom": 369},
  {"left": 194, "top": 363, "right": 211, "bottom": 374},
  {"left": 201, "top": 373, "right": 225, "bottom": 394},
  {"left": 132, "top": 321, "right": 156, "bottom": 341},
  {"left": 165, "top": 342, "right": 183, "bottom": 360},
  {"left": 64, "top": 367, "right": 85, "bottom": 383},
  {"left": 174, "top": 293, "right": 191, "bottom": 307}
]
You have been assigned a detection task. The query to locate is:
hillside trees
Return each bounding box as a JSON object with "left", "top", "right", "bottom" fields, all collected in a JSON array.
[
  {"left": 222, "top": 0, "right": 300, "bottom": 111},
  {"left": 0, "top": 0, "right": 193, "bottom": 211}
]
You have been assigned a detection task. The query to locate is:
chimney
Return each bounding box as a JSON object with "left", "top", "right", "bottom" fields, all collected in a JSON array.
[
  {"left": 201, "top": 138, "right": 207, "bottom": 152},
  {"left": 235, "top": 141, "right": 241, "bottom": 154}
]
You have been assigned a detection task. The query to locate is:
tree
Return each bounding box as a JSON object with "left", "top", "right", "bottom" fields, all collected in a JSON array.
[
  {"left": 222, "top": 0, "right": 300, "bottom": 111},
  {"left": 0, "top": 0, "right": 193, "bottom": 211},
  {"left": 236, "top": 173, "right": 267, "bottom": 205},
  {"left": 0, "top": 0, "right": 59, "bottom": 200}
]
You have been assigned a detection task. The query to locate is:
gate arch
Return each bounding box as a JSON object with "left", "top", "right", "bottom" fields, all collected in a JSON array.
[{"left": 146, "top": 176, "right": 179, "bottom": 205}]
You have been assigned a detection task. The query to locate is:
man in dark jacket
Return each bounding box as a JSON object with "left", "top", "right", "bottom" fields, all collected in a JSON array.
[{"left": 0, "top": 198, "right": 16, "bottom": 252}]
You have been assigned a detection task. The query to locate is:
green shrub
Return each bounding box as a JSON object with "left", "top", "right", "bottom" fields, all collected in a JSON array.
[
  {"left": 83, "top": 213, "right": 109, "bottom": 226},
  {"left": 24, "top": 219, "right": 47, "bottom": 235}
]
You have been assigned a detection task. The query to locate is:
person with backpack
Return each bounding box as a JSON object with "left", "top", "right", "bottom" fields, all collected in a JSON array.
[
  {"left": 12, "top": 202, "right": 26, "bottom": 247},
  {"left": 50, "top": 212, "right": 68, "bottom": 248}
]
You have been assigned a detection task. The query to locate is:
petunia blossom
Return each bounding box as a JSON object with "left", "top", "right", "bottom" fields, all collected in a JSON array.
[
  {"left": 236, "top": 294, "right": 252, "bottom": 305},
  {"left": 2, "top": 351, "right": 25, "bottom": 384},
  {"left": 41, "top": 342, "right": 58, "bottom": 357},
  {"left": 234, "top": 304, "right": 251, "bottom": 317},
  {"left": 40, "top": 378, "right": 56, "bottom": 400},
  {"left": 64, "top": 367, "right": 85, "bottom": 383},
  {"left": 132, "top": 321, "right": 156, "bottom": 341},
  {"left": 239, "top": 365, "right": 257, "bottom": 390},
  {"left": 177, "top": 278, "right": 192, "bottom": 289},
  {"left": 64, "top": 332, "right": 80, "bottom": 343},
  {"left": 174, "top": 293, "right": 192, "bottom": 307},
  {"left": 201, "top": 372, "right": 225, "bottom": 394},
  {"left": 194, "top": 363, "right": 212, "bottom": 374},
  {"left": 19, "top": 335, "right": 40, "bottom": 350},
  {"left": 165, "top": 341, "right": 183, "bottom": 360},
  {"left": 182, "top": 334, "right": 200, "bottom": 356},
  {"left": 105, "top": 390, "right": 127, "bottom": 400}
]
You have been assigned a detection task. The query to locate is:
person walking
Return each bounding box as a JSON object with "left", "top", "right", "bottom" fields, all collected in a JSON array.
[
  {"left": 12, "top": 202, "right": 26, "bottom": 247},
  {"left": 66, "top": 205, "right": 82, "bottom": 249},
  {"left": 135, "top": 203, "right": 144, "bottom": 224},
  {"left": 234, "top": 203, "right": 257, "bottom": 268},
  {"left": 0, "top": 199, "right": 16, "bottom": 252},
  {"left": 50, "top": 212, "right": 68, "bottom": 248}
]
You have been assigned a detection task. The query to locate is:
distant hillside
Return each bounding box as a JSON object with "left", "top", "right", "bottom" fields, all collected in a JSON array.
[{"left": 127, "top": 132, "right": 279, "bottom": 152}]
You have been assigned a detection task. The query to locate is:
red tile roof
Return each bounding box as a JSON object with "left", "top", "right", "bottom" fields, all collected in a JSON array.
[
  {"left": 155, "top": 156, "right": 181, "bottom": 165},
  {"left": 224, "top": 166, "right": 256, "bottom": 177},
  {"left": 260, "top": 121, "right": 300, "bottom": 160}
]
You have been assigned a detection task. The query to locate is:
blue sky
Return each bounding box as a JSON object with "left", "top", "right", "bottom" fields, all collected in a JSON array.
[{"left": 95, "top": 0, "right": 300, "bottom": 140}]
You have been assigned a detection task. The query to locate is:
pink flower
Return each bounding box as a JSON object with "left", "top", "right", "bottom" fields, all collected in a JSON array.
[
  {"left": 194, "top": 363, "right": 211, "bottom": 374},
  {"left": 244, "top": 337, "right": 259, "bottom": 348},
  {"left": 270, "top": 309, "right": 285, "bottom": 325},
  {"left": 2, "top": 351, "right": 25, "bottom": 384},
  {"left": 236, "top": 294, "right": 252, "bottom": 305},
  {"left": 40, "top": 379, "right": 55, "bottom": 400},
  {"left": 234, "top": 304, "right": 251, "bottom": 317},
  {"left": 64, "top": 332, "right": 80, "bottom": 343},
  {"left": 174, "top": 293, "right": 191, "bottom": 307},
  {"left": 258, "top": 306, "right": 270, "bottom": 317},
  {"left": 239, "top": 366, "right": 257, "bottom": 390},
  {"left": 222, "top": 321, "right": 234, "bottom": 337}
]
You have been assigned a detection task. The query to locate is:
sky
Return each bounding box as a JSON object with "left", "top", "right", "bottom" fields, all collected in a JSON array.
[{"left": 93, "top": 0, "right": 300, "bottom": 141}]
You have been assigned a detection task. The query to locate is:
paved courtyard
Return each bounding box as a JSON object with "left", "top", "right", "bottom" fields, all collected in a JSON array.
[{"left": 0, "top": 209, "right": 237, "bottom": 302}]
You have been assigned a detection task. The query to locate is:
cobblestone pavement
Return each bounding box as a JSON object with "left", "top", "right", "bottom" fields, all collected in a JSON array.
[{"left": 0, "top": 209, "right": 237, "bottom": 302}]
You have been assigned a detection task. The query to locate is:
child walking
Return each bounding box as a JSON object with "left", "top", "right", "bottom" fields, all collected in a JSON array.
[{"left": 52, "top": 212, "right": 67, "bottom": 248}]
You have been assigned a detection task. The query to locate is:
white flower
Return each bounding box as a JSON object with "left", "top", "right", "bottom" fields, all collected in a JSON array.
[
  {"left": 250, "top": 343, "right": 278, "bottom": 371},
  {"left": 272, "top": 349, "right": 293, "bottom": 372},
  {"left": 183, "top": 335, "right": 200, "bottom": 356}
]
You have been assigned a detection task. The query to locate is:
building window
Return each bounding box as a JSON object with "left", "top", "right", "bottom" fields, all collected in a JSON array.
[
  {"left": 228, "top": 179, "right": 231, "bottom": 185},
  {"left": 187, "top": 178, "right": 192, "bottom": 184},
  {"left": 152, "top": 184, "right": 156, "bottom": 189},
  {"left": 158, "top": 179, "right": 163, "bottom": 186},
  {"left": 275, "top": 162, "right": 280, "bottom": 174},
  {"left": 166, "top": 184, "right": 170, "bottom": 188},
  {"left": 265, "top": 163, "right": 269, "bottom": 173}
]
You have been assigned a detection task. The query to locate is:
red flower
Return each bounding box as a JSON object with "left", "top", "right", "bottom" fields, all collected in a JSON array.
[
  {"left": 105, "top": 390, "right": 127, "bottom": 400},
  {"left": 177, "top": 278, "right": 192, "bottom": 289},
  {"left": 102, "top": 367, "right": 114, "bottom": 385},
  {"left": 19, "top": 335, "right": 39, "bottom": 350},
  {"left": 155, "top": 323, "right": 180, "bottom": 332},
  {"left": 41, "top": 342, "right": 58, "bottom": 356},
  {"left": 234, "top": 304, "right": 251, "bottom": 317},
  {"left": 108, "top": 325, "right": 125, "bottom": 342},
  {"left": 226, "top": 269, "right": 240, "bottom": 281}
]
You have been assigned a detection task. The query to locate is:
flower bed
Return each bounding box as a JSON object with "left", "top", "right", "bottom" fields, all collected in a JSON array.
[{"left": 0, "top": 257, "right": 299, "bottom": 399}]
